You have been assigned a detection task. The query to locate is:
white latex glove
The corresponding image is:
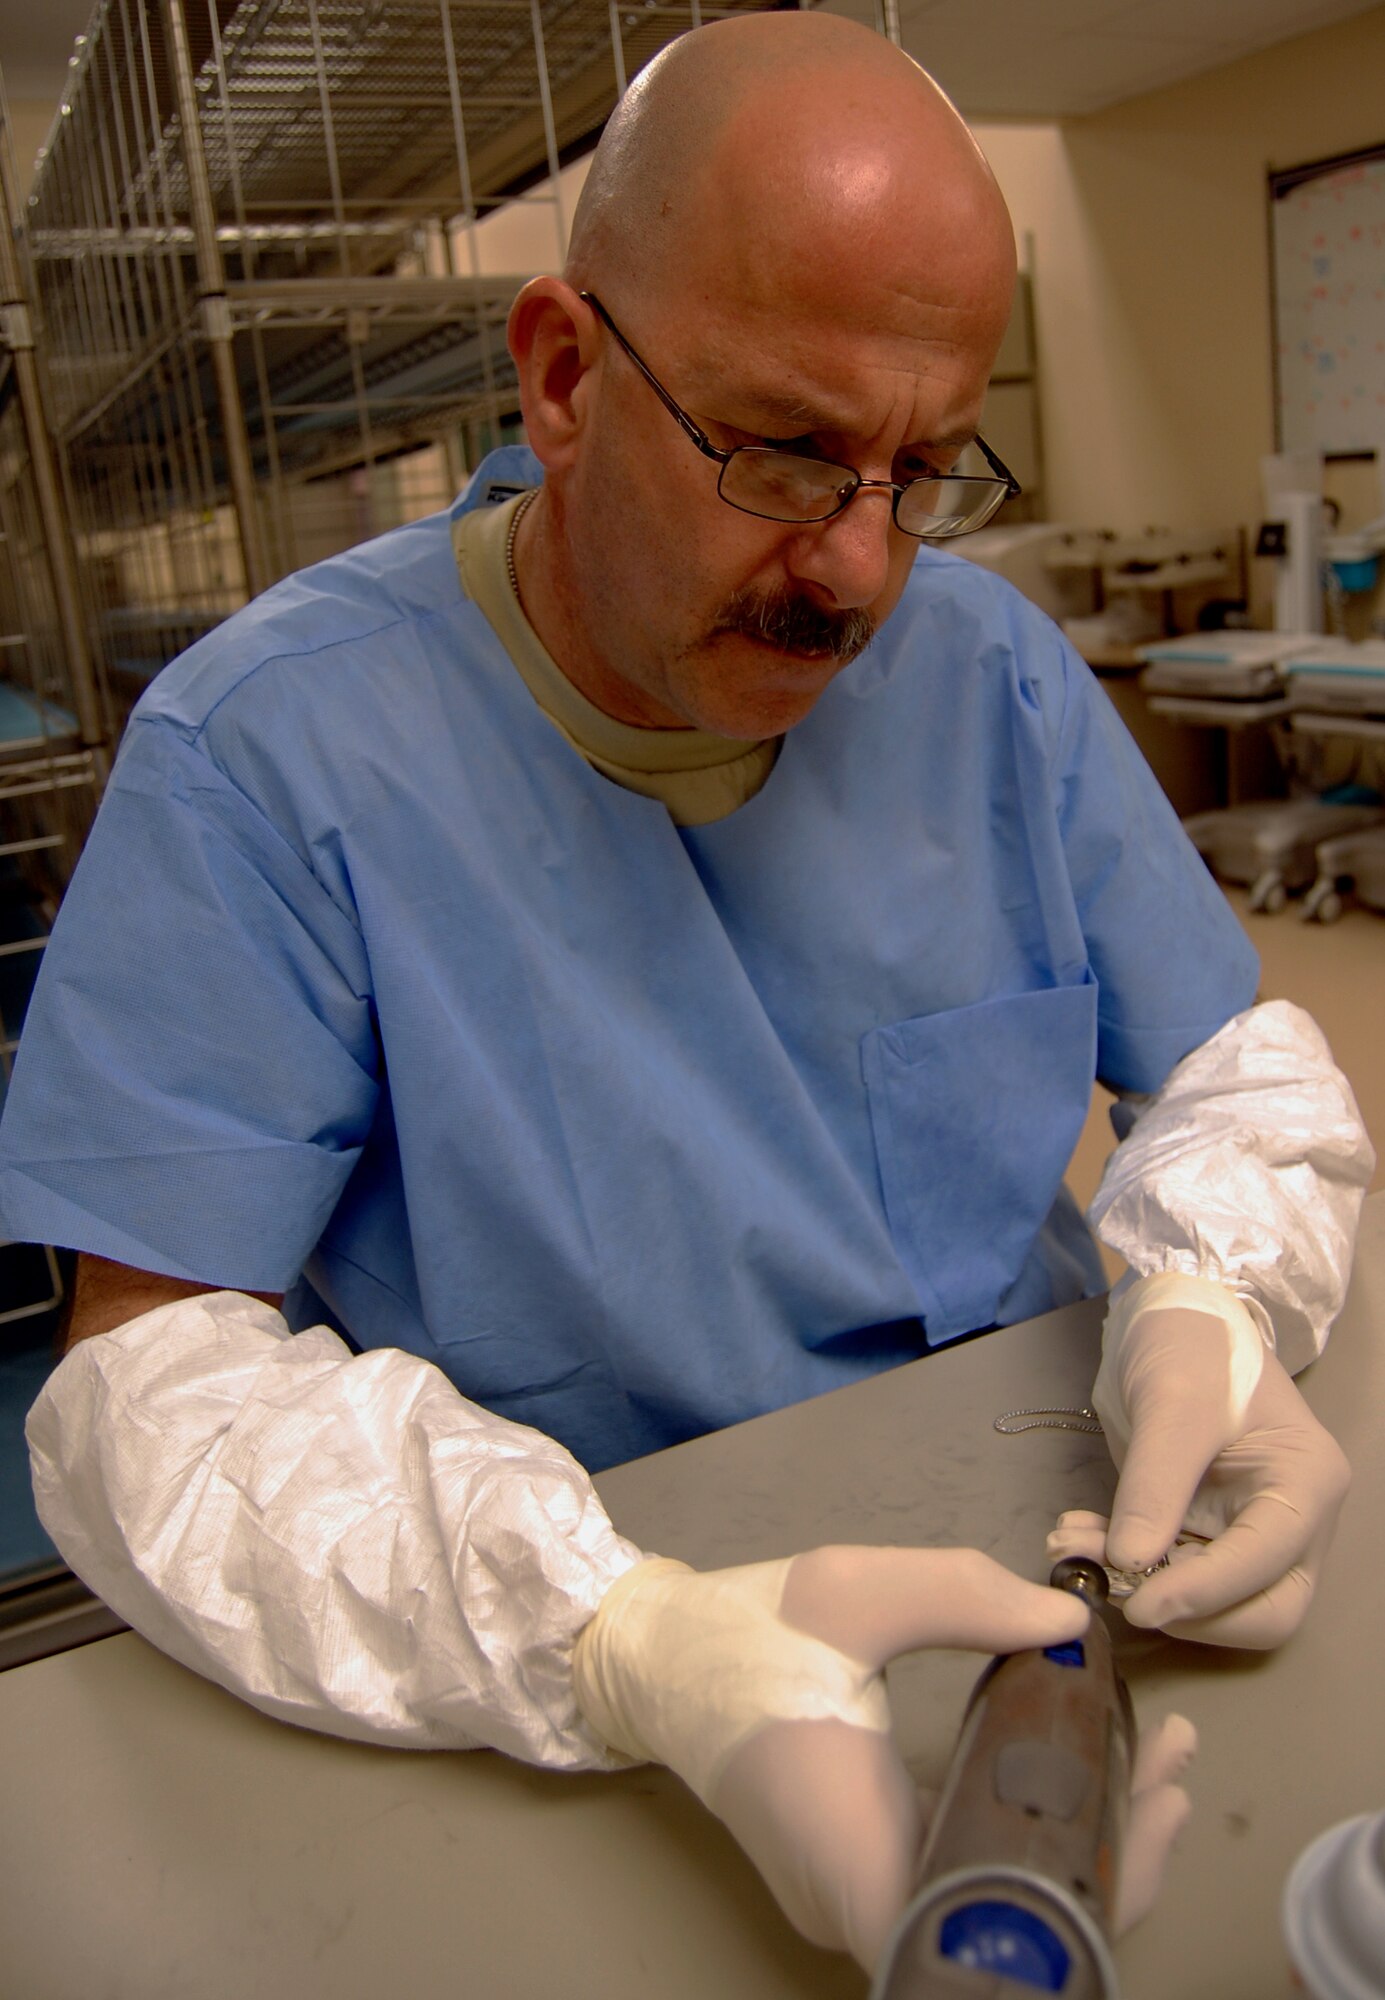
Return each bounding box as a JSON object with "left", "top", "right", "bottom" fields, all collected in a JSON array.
[
  {"left": 1049, "top": 1273, "right": 1351, "bottom": 1648},
  {"left": 574, "top": 1544, "right": 1194, "bottom": 1970}
]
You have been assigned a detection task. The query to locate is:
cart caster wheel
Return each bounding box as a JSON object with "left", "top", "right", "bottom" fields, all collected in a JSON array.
[
  {"left": 1315, "top": 890, "right": 1344, "bottom": 924},
  {"left": 1249, "top": 871, "right": 1287, "bottom": 914}
]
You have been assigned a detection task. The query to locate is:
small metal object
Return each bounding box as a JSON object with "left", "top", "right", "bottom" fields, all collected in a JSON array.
[
  {"left": 1102, "top": 1554, "right": 1171, "bottom": 1601},
  {"left": 1047, "top": 1554, "right": 1112, "bottom": 1604},
  {"left": 1104, "top": 1533, "right": 1208, "bottom": 1599},
  {"left": 993, "top": 1404, "right": 1104, "bottom": 1436}
]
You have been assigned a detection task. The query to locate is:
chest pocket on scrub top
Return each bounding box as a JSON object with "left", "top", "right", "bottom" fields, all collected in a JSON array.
[{"left": 860, "top": 976, "right": 1098, "bottom": 1343}]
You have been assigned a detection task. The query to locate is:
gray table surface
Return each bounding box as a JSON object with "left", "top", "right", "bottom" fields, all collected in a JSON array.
[{"left": 3, "top": 1192, "right": 1382, "bottom": 2000}]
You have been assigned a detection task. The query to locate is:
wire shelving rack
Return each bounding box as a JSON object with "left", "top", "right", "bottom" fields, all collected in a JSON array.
[{"left": 18, "top": 0, "right": 772, "bottom": 716}]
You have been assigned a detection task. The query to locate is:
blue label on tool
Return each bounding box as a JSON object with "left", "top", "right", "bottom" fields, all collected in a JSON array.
[
  {"left": 939, "top": 1900, "right": 1072, "bottom": 1991},
  {"left": 1043, "top": 1640, "right": 1086, "bottom": 1668}
]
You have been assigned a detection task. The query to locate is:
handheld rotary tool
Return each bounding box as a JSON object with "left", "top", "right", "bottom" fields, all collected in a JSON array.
[{"left": 869, "top": 1557, "right": 1134, "bottom": 1999}]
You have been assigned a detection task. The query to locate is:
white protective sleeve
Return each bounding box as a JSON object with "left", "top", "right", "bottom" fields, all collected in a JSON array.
[
  {"left": 26, "top": 1290, "right": 646, "bottom": 1765},
  {"left": 1088, "top": 999, "right": 1375, "bottom": 1374}
]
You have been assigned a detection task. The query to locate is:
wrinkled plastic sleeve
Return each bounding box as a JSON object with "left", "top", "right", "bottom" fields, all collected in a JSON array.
[
  {"left": 1087, "top": 1000, "right": 1375, "bottom": 1373},
  {"left": 26, "top": 1293, "right": 645, "bottom": 1766}
]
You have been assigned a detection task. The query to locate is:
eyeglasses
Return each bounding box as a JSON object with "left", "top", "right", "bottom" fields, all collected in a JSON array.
[{"left": 579, "top": 291, "right": 1020, "bottom": 541}]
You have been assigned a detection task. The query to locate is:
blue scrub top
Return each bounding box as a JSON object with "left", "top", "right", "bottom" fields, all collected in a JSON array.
[{"left": 0, "top": 449, "right": 1258, "bottom": 1471}]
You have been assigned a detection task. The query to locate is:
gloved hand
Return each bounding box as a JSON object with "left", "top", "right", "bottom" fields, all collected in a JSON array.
[
  {"left": 1048, "top": 1273, "right": 1351, "bottom": 1649},
  {"left": 573, "top": 1543, "right": 1194, "bottom": 1969}
]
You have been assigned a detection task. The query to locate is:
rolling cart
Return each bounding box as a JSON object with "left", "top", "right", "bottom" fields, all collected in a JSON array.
[
  {"left": 1300, "top": 824, "right": 1385, "bottom": 922},
  {"left": 1181, "top": 799, "right": 1385, "bottom": 912}
]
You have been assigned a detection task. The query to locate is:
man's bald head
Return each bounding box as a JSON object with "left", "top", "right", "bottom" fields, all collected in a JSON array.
[
  {"left": 507, "top": 13, "right": 1019, "bottom": 739},
  {"left": 565, "top": 11, "right": 1014, "bottom": 356}
]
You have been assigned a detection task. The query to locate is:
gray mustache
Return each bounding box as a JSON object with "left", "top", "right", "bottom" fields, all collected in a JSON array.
[{"left": 713, "top": 588, "right": 875, "bottom": 662}]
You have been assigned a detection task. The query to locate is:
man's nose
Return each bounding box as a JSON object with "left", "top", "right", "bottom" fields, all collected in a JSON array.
[{"left": 782, "top": 486, "right": 897, "bottom": 608}]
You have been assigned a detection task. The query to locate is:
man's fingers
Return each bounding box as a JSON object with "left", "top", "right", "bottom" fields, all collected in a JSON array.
[
  {"left": 1116, "top": 1781, "right": 1193, "bottom": 1934},
  {"left": 1045, "top": 1512, "right": 1110, "bottom": 1566},
  {"left": 1120, "top": 1494, "right": 1318, "bottom": 1636},
  {"left": 1046, "top": 1502, "right": 1321, "bottom": 1643},
  {"left": 1105, "top": 1406, "right": 1228, "bottom": 1573},
  {"left": 781, "top": 1546, "right": 1088, "bottom": 1669},
  {"left": 1111, "top": 1713, "right": 1197, "bottom": 1935},
  {"left": 710, "top": 1718, "right": 923, "bottom": 1971},
  {"left": 1129, "top": 1561, "right": 1317, "bottom": 1650},
  {"left": 1131, "top": 1711, "right": 1198, "bottom": 1793}
]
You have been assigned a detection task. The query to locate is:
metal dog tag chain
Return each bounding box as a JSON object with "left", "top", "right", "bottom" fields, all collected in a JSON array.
[
  {"left": 992, "top": 1403, "right": 1104, "bottom": 1436},
  {"left": 991, "top": 1403, "right": 1175, "bottom": 1598}
]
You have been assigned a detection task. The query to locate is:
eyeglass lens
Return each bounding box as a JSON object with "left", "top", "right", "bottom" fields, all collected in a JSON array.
[{"left": 717, "top": 448, "right": 1008, "bottom": 541}]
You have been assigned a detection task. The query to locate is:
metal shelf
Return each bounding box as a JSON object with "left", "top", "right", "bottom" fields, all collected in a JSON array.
[
  {"left": 68, "top": 273, "right": 523, "bottom": 480},
  {"left": 34, "top": 0, "right": 730, "bottom": 234},
  {"left": 27, "top": 0, "right": 771, "bottom": 453},
  {"left": 8, "top": 0, "right": 775, "bottom": 699}
]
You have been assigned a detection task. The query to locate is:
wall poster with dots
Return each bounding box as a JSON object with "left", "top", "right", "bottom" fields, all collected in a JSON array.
[{"left": 1271, "top": 144, "right": 1385, "bottom": 459}]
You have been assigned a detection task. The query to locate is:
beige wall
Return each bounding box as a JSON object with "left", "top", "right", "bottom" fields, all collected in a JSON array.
[
  {"left": 977, "top": 7, "right": 1385, "bottom": 540},
  {"left": 460, "top": 155, "right": 591, "bottom": 278},
  {"left": 3, "top": 99, "right": 58, "bottom": 198}
]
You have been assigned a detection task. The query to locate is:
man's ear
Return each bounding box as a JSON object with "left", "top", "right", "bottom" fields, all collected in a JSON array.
[{"left": 507, "top": 279, "right": 601, "bottom": 473}]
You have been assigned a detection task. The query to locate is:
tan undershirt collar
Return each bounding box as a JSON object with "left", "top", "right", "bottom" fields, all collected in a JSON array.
[{"left": 452, "top": 491, "right": 778, "bottom": 827}]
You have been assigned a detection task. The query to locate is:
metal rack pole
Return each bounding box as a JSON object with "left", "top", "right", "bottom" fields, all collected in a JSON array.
[
  {"left": 0, "top": 112, "right": 108, "bottom": 774},
  {"left": 529, "top": 0, "right": 568, "bottom": 260},
  {"left": 159, "top": 0, "right": 268, "bottom": 599}
]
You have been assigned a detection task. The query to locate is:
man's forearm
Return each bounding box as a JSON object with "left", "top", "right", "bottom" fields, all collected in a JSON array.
[
  {"left": 1089, "top": 999, "right": 1374, "bottom": 1371},
  {"left": 63, "top": 1252, "right": 283, "bottom": 1349},
  {"left": 29, "top": 1286, "right": 643, "bottom": 1762}
]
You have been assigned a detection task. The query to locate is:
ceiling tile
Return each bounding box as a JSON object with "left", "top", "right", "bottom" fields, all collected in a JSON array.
[
  {"left": 859, "top": 0, "right": 1384, "bottom": 118},
  {"left": 899, "top": 0, "right": 1117, "bottom": 28},
  {"left": 1097, "top": 0, "right": 1376, "bottom": 46},
  {"left": 4, "top": 0, "right": 1385, "bottom": 125},
  {"left": 999, "top": 30, "right": 1238, "bottom": 111}
]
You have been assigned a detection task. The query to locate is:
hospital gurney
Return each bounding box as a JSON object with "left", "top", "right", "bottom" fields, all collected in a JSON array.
[
  {"left": 1283, "top": 638, "right": 1385, "bottom": 723},
  {"left": 1138, "top": 630, "right": 1325, "bottom": 703},
  {"left": 1300, "top": 823, "right": 1385, "bottom": 923},
  {"left": 1181, "top": 799, "right": 1385, "bottom": 913}
]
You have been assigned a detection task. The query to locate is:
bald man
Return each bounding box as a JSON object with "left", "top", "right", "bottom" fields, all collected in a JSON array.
[
  {"left": 1, "top": 12, "right": 1370, "bottom": 1973},
  {"left": 510, "top": 18, "right": 1016, "bottom": 742}
]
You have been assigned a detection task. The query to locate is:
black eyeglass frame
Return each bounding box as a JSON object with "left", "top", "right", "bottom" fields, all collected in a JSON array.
[{"left": 578, "top": 290, "right": 1021, "bottom": 538}]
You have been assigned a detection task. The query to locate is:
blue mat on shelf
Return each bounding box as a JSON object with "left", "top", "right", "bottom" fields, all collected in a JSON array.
[{"left": 0, "top": 683, "right": 78, "bottom": 746}]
